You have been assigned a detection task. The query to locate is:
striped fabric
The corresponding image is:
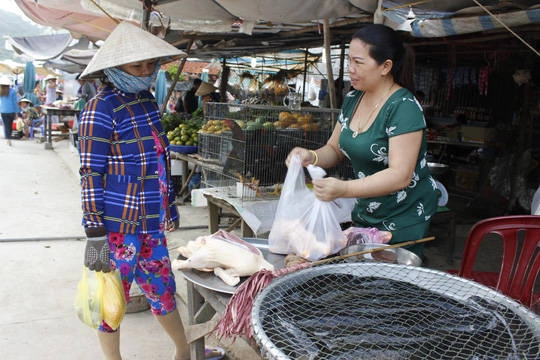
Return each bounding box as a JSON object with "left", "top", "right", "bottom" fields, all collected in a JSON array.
[
  {"left": 410, "top": 8, "right": 540, "bottom": 38},
  {"left": 79, "top": 86, "right": 177, "bottom": 235}
]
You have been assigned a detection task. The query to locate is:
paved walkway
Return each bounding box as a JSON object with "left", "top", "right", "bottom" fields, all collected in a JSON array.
[{"left": 0, "top": 138, "right": 253, "bottom": 359}]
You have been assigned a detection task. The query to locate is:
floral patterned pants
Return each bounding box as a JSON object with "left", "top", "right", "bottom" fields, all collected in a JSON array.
[{"left": 99, "top": 232, "right": 176, "bottom": 332}]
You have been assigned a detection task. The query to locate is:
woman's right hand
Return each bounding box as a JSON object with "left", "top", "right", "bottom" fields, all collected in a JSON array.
[{"left": 285, "top": 147, "right": 315, "bottom": 167}]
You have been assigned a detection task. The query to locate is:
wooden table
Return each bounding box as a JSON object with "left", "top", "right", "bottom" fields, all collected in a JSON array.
[
  {"left": 185, "top": 281, "right": 231, "bottom": 359},
  {"left": 41, "top": 106, "right": 80, "bottom": 150},
  {"left": 170, "top": 152, "right": 221, "bottom": 203},
  {"left": 180, "top": 237, "right": 284, "bottom": 359},
  {"left": 170, "top": 151, "right": 280, "bottom": 236},
  {"left": 204, "top": 193, "right": 255, "bottom": 237}
]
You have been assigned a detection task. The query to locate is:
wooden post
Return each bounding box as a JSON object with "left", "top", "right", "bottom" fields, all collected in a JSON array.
[
  {"left": 220, "top": 58, "right": 230, "bottom": 103},
  {"left": 141, "top": 0, "right": 152, "bottom": 30},
  {"left": 323, "top": 19, "right": 336, "bottom": 109},
  {"left": 302, "top": 48, "right": 308, "bottom": 103},
  {"left": 160, "top": 40, "right": 193, "bottom": 115}
]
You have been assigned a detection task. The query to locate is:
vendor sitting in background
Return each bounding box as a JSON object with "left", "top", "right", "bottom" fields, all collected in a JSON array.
[{"left": 16, "top": 97, "right": 41, "bottom": 139}]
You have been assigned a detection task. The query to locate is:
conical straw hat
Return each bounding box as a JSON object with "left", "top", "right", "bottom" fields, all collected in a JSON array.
[
  {"left": 44, "top": 75, "right": 57, "bottom": 82},
  {"left": 80, "top": 21, "right": 186, "bottom": 78},
  {"left": 195, "top": 81, "right": 218, "bottom": 96},
  {"left": 18, "top": 97, "right": 33, "bottom": 105}
]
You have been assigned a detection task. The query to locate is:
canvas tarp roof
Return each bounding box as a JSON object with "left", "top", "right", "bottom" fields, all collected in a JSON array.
[
  {"left": 14, "top": 0, "right": 117, "bottom": 43},
  {"left": 5, "top": 33, "right": 72, "bottom": 61},
  {"left": 13, "top": 0, "right": 540, "bottom": 59}
]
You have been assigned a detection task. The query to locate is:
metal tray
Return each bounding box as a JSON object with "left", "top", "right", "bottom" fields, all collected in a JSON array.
[
  {"left": 340, "top": 243, "right": 422, "bottom": 266},
  {"left": 176, "top": 238, "right": 285, "bottom": 294}
]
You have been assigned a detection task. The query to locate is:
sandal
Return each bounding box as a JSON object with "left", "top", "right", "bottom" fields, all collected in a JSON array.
[
  {"left": 174, "top": 346, "right": 225, "bottom": 360},
  {"left": 205, "top": 346, "right": 225, "bottom": 360}
]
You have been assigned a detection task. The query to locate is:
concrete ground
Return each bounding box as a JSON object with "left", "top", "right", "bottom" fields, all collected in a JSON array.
[{"left": 0, "top": 136, "right": 484, "bottom": 359}]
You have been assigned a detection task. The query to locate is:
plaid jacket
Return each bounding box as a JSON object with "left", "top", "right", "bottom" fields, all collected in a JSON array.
[{"left": 78, "top": 86, "right": 178, "bottom": 235}]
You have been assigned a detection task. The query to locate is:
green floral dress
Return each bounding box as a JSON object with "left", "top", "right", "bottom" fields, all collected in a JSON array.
[{"left": 338, "top": 88, "right": 438, "bottom": 239}]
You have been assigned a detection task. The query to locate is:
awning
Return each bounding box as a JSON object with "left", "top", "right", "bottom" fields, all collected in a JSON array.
[
  {"left": 13, "top": 0, "right": 540, "bottom": 59},
  {"left": 14, "top": 0, "right": 117, "bottom": 43},
  {"left": 60, "top": 49, "right": 97, "bottom": 66},
  {"left": 411, "top": 8, "right": 540, "bottom": 38},
  {"left": 6, "top": 33, "right": 72, "bottom": 61}
]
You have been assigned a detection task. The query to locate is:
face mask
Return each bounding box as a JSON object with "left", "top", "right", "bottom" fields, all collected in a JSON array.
[
  {"left": 20, "top": 106, "right": 28, "bottom": 112},
  {"left": 103, "top": 61, "right": 160, "bottom": 94}
]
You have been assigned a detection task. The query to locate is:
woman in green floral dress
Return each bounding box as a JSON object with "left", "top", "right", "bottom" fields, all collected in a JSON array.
[{"left": 287, "top": 24, "right": 438, "bottom": 257}]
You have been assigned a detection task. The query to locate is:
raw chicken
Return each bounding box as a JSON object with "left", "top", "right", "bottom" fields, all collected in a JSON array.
[
  {"left": 269, "top": 219, "right": 346, "bottom": 261},
  {"left": 172, "top": 230, "right": 274, "bottom": 286},
  {"left": 343, "top": 227, "right": 392, "bottom": 246}
]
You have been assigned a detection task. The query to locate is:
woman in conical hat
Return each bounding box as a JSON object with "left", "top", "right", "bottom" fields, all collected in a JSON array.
[
  {"left": 78, "top": 22, "right": 225, "bottom": 360},
  {"left": 195, "top": 81, "right": 219, "bottom": 115},
  {"left": 16, "top": 97, "right": 40, "bottom": 138}
]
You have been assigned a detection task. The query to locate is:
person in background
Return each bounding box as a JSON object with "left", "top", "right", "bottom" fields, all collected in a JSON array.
[
  {"left": 77, "top": 21, "right": 224, "bottom": 360},
  {"left": 0, "top": 76, "right": 20, "bottom": 146},
  {"left": 195, "top": 81, "right": 219, "bottom": 116},
  {"left": 76, "top": 73, "right": 97, "bottom": 103},
  {"left": 16, "top": 97, "right": 40, "bottom": 139},
  {"left": 286, "top": 24, "right": 438, "bottom": 258},
  {"left": 56, "top": 88, "right": 63, "bottom": 101},
  {"left": 43, "top": 75, "right": 58, "bottom": 105},
  {"left": 173, "top": 90, "right": 185, "bottom": 113},
  {"left": 183, "top": 77, "right": 201, "bottom": 114},
  {"left": 33, "top": 80, "right": 43, "bottom": 105}
]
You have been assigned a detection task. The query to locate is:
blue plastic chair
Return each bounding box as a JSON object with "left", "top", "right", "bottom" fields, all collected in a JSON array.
[{"left": 29, "top": 116, "right": 45, "bottom": 139}]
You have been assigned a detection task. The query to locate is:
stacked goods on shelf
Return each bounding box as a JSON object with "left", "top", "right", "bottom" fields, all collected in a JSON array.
[{"left": 165, "top": 115, "right": 204, "bottom": 153}]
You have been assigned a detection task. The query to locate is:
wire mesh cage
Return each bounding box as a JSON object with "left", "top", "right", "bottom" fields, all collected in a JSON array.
[
  {"left": 252, "top": 263, "right": 540, "bottom": 360},
  {"left": 198, "top": 102, "right": 353, "bottom": 200}
]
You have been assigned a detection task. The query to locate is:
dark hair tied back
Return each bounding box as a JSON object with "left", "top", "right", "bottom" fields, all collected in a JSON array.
[{"left": 352, "top": 24, "right": 415, "bottom": 93}]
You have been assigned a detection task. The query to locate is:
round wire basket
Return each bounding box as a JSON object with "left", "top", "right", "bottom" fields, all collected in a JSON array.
[{"left": 251, "top": 263, "right": 540, "bottom": 360}]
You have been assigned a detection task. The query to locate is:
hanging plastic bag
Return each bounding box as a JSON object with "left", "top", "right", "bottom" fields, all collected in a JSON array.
[
  {"left": 74, "top": 268, "right": 127, "bottom": 330},
  {"left": 100, "top": 270, "right": 127, "bottom": 330},
  {"left": 74, "top": 267, "right": 103, "bottom": 329},
  {"left": 268, "top": 155, "right": 348, "bottom": 261},
  {"left": 531, "top": 185, "right": 540, "bottom": 215}
]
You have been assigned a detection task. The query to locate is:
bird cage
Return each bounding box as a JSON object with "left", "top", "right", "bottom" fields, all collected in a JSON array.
[{"left": 197, "top": 102, "right": 346, "bottom": 200}]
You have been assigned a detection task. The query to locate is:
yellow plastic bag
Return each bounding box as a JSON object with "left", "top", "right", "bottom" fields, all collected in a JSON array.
[
  {"left": 74, "top": 267, "right": 102, "bottom": 329},
  {"left": 100, "top": 270, "right": 127, "bottom": 330},
  {"left": 74, "top": 268, "right": 127, "bottom": 330}
]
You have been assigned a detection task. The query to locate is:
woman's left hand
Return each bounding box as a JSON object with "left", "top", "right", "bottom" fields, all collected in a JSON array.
[{"left": 312, "top": 177, "right": 345, "bottom": 202}]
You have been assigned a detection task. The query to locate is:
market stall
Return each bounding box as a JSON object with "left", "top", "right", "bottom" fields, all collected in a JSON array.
[{"left": 40, "top": 105, "right": 79, "bottom": 150}]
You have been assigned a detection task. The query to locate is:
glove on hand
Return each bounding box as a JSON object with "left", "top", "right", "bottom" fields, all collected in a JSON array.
[{"left": 84, "top": 235, "right": 111, "bottom": 272}]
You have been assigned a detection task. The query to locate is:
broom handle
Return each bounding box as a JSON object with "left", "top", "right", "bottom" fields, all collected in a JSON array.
[{"left": 311, "top": 236, "right": 436, "bottom": 266}]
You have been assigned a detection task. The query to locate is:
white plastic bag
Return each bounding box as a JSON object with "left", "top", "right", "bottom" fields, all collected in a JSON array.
[
  {"left": 268, "top": 155, "right": 347, "bottom": 261},
  {"left": 531, "top": 186, "right": 540, "bottom": 215}
]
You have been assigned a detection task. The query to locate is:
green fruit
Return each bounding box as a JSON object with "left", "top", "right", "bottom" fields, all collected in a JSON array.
[
  {"left": 246, "top": 123, "right": 263, "bottom": 130},
  {"left": 262, "top": 122, "right": 274, "bottom": 130}
]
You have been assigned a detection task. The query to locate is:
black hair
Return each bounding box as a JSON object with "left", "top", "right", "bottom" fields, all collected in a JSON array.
[
  {"left": 193, "top": 78, "right": 202, "bottom": 86},
  {"left": 352, "top": 24, "right": 415, "bottom": 93}
]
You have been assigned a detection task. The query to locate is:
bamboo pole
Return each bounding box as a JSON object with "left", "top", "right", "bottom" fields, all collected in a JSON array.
[
  {"left": 302, "top": 48, "right": 308, "bottom": 103},
  {"left": 323, "top": 19, "right": 336, "bottom": 109},
  {"left": 160, "top": 39, "right": 193, "bottom": 115},
  {"left": 220, "top": 58, "right": 230, "bottom": 103}
]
